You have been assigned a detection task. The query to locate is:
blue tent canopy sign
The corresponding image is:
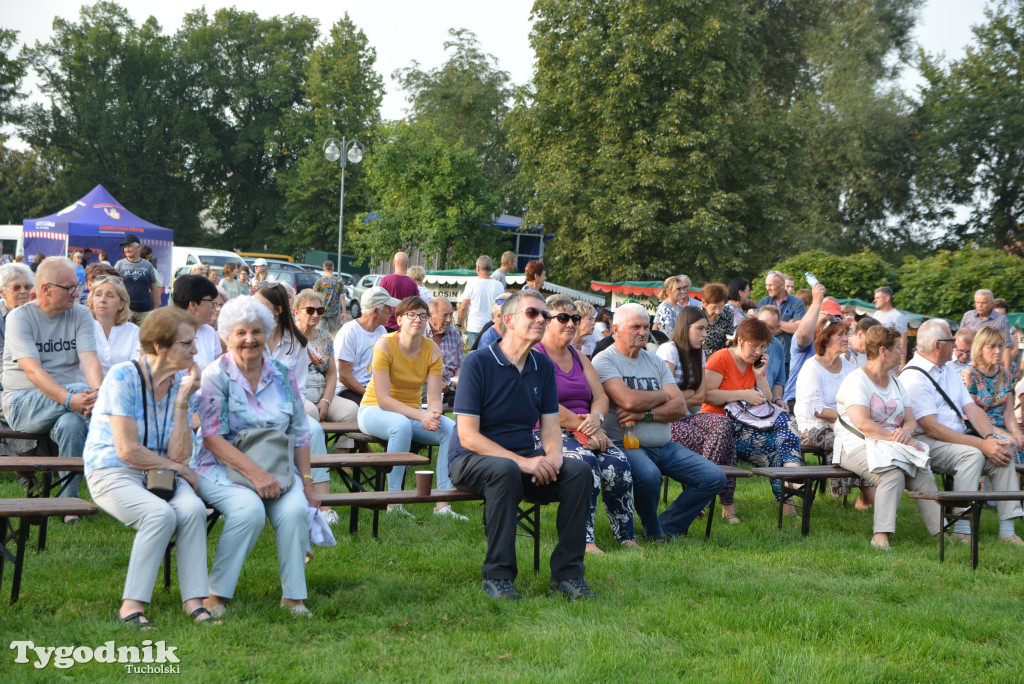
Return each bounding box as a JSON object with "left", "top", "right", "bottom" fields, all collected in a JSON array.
[{"left": 23, "top": 185, "right": 174, "bottom": 301}]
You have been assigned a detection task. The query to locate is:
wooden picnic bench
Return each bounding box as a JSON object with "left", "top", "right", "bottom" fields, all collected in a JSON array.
[
  {"left": 907, "top": 490, "right": 1024, "bottom": 569},
  {"left": 703, "top": 466, "right": 753, "bottom": 539},
  {"left": 310, "top": 452, "right": 429, "bottom": 536},
  {"left": 0, "top": 497, "right": 98, "bottom": 603},
  {"left": 318, "top": 488, "right": 555, "bottom": 573},
  {"left": 0, "top": 456, "right": 85, "bottom": 551},
  {"left": 751, "top": 465, "right": 857, "bottom": 536}
]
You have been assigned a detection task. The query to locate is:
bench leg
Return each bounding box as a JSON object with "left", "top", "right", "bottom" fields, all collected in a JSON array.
[
  {"left": 705, "top": 495, "right": 716, "bottom": 540},
  {"left": 970, "top": 503, "right": 982, "bottom": 571},
  {"left": 801, "top": 483, "right": 816, "bottom": 536},
  {"left": 10, "top": 516, "right": 30, "bottom": 603},
  {"left": 662, "top": 475, "right": 669, "bottom": 505},
  {"left": 163, "top": 543, "right": 172, "bottom": 591},
  {"left": 515, "top": 503, "right": 541, "bottom": 574}
]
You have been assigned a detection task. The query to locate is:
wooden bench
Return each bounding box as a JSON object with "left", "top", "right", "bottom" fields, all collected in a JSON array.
[
  {"left": 319, "top": 488, "right": 550, "bottom": 573},
  {"left": 0, "top": 497, "right": 98, "bottom": 603},
  {"left": 907, "top": 490, "right": 1024, "bottom": 570},
  {"left": 0, "top": 456, "right": 85, "bottom": 552},
  {"left": 310, "top": 452, "right": 429, "bottom": 535},
  {"left": 320, "top": 421, "right": 360, "bottom": 453},
  {"left": 751, "top": 465, "right": 857, "bottom": 536}
]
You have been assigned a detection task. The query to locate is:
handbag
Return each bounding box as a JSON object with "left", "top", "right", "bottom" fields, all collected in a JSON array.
[
  {"left": 724, "top": 388, "right": 783, "bottom": 431},
  {"left": 227, "top": 428, "right": 295, "bottom": 495},
  {"left": 132, "top": 361, "right": 176, "bottom": 502}
]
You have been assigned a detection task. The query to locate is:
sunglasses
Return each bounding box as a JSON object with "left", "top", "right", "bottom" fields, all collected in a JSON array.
[
  {"left": 93, "top": 275, "right": 123, "bottom": 285},
  {"left": 821, "top": 315, "right": 844, "bottom": 331},
  {"left": 302, "top": 307, "right": 327, "bottom": 316},
  {"left": 552, "top": 312, "right": 582, "bottom": 325},
  {"left": 518, "top": 307, "right": 553, "bottom": 322}
]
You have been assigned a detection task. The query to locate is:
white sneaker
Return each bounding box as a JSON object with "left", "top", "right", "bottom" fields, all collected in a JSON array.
[
  {"left": 281, "top": 601, "right": 312, "bottom": 618},
  {"left": 321, "top": 509, "right": 340, "bottom": 526},
  {"left": 434, "top": 505, "right": 468, "bottom": 521},
  {"left": 387, "top": 504, "right": 415, "bottom": 518}
]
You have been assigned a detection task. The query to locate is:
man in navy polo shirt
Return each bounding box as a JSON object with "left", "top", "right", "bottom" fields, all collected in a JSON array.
[{"left": 449, "top": 290, "right": 594, "bottom": 601}]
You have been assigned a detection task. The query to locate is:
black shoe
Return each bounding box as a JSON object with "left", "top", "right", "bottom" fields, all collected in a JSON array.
[
  {"left": 482, "top": 578, "right": 520, "bottom": 601},
  {"left": 549, "top": 577, "right": 596, "bottom": 601}
]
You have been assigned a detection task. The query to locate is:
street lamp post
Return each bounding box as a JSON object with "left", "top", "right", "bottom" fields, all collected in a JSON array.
[{"left": 323, "top": 137, "right": 364, "bottom": 269}]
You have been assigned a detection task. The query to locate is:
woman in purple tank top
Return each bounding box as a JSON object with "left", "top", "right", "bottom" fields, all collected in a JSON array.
[{"left": 533, "top": 295, "right": 637, "bottom": 554}]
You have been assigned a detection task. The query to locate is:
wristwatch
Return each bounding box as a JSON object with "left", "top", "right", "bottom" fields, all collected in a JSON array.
[{"left": 644, "top": 410, "right": 654, "bottom": 423}]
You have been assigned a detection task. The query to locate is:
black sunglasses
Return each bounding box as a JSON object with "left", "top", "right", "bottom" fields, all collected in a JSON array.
[
  {"left": 552, "top": 312, "right": 582, "bottom": 325},
  {"left": 519, "top": 307, "right": 553, "bottom": 322},
  {"left": 822, "top": 315, "right": 844, "bottom": 331},
  {"left": 302, "top": 307, "right": 326, "bottom": 316}
]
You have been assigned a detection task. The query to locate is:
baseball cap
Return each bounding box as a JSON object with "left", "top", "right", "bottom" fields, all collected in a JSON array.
[
  {"left": 361, "top": 286, "right": 400, "bottom": 310},
  {"left": 253, "top": 258, "right": 267, "bottom": 267},
  {"left": 821, "top": 299, "right": 843, "bottom": 316},
  {"left": 119, "top": 235, "right": 140, "bottom": 246}
]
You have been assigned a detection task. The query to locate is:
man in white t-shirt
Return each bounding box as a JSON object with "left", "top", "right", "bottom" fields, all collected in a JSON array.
[
  {"left": 899, "top": 319, "right": 1023, "bottom": 545},
  {"left": 457, "top": 255, "right": 505, "bottom": 349},
  {"left": 3, "top": 258, "right": 102, "bottom": 504},
  {"left": 872, "top": 287, "right": 908, "bottom": 367},
  {"left": 171, "top": 274, "right": 222, "bottom": 370},
  {"left": 334, "top": 286, "right": 398, "bottom": 403}
]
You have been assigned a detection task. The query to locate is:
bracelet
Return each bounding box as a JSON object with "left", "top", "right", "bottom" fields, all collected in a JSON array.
[
  {"left": 174, "top": 402, "right": 190, "bottom": 409},
  {"left": 301, "top": 474, "right": 313, "bottom": 480},
  {"left": 318, "top": 398, "right": 329, "bottom": 405},
  {"left": 64, "top": 390, "right": 76, "bottom": 409},
  {"left": 984, "top": 432, "right": 996, "bottom": 439}
]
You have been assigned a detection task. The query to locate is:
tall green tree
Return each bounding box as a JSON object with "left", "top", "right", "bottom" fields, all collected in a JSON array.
[
  {"left": 18, "top": 2, "right": 206, "bottom": 241},
  {"left": 277, "top": 14, "right": 383, "bottom": 256},
  {"left": 349, "top": 120, "right": 499, "bottom": 268},
  {"left": 393, "top": 29, "right": 520, "bottom": 213},
  {"left": 510, "top": 0, "right": 802, "bottom": 287},
  {"left": 0, "top": 28, "right": 27, "bottom": 127},
  {"left": 914, "top": 0, "right": 1024, "bottom": 252},
  {"left": 0, "top": 135, "right": 57, "bottom": 223},
  {"left": 176, "top": 8, "right": 319, "bottom": 250}
]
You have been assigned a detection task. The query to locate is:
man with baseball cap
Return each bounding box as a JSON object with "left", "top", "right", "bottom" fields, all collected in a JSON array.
[
  {"left": 114, "top": 235, "right": 160, "bottom": 325},
  {"left": 333, "top": 286, "right": 400, "bottom": 403}
]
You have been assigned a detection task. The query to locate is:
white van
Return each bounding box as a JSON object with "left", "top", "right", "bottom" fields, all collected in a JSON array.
[
  {"left": 171, "top": 246, "right": 246, "bottom": 279},
  {"left": 0, "top": 225, "right": 24, "bottom": 259}
]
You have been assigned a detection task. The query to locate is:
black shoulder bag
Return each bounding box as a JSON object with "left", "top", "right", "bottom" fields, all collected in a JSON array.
[
  {"left": 132, "top": 360, "right": 176, "bottom": 501},
  {"left": 898, "top": 366, "right": 979, "bottom": 437}
]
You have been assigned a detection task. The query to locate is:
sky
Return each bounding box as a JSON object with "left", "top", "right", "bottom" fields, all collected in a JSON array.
[{"left": 4, "top": 0, "right": 994, "bottom": 122}]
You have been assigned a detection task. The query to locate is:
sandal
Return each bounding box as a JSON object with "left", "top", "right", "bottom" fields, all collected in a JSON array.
[
  {"left": 189, "top": 607, "right": 221, "bottom": 625},
  {"left": 119, "top": 611, "right": 155, "bottom": 631},
  {"left": 723, "top": 514, "right": 740, "bottom": 524},
  {"left": 63, "top": 516, "right": 81, "bottom": 525}
]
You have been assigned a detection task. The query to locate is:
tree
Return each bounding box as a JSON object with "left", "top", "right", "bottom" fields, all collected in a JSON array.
[
  {"left": 277, "top": 15, "right": 383, "bottom": 256},
  {"left": 18, "top": 2, "right": 207, "bottom": 242},
  {"left": 176, "top": 8, "right": 319, "bottom": 249},
  {"left": 753, "top": 249, "right": 898, "bottom": 301},
  {"left": 0, "top": 135, "right": 57, "bottom": 223},
  {"left": 0, "top": 28, "right": 27, "bottom": 127},
  {"left": 349, "top": 120, "right": 500, "bottom": 268},
  {"left": 393, "top": 29, "right": 519, "bottom": 213},
  {"left": 914, "top": 1, "right": 1024, "bottom": 252},
  {"left": 897, "top": 247, "right": 1024, "bottom": 320}
]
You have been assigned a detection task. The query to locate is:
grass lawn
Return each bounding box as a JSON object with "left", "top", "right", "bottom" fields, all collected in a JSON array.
[{"left": 2, "top": 465, "right": 1023, "bottom": 683}]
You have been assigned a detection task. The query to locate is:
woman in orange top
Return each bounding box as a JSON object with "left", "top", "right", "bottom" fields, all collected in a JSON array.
[
  {"left": 356, "top": 296, "right": 463, "bottom": 520},
  {"left": 702, "top": 317, "right": 803, "bottom": 506}
]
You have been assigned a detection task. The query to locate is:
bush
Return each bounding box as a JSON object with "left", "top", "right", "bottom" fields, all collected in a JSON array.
[
  {"left": 752, "top": 249, "right": 897, "bottom": 301},
  {"left": 897, "top": 247, "right": 1024, "bottom": 320}
]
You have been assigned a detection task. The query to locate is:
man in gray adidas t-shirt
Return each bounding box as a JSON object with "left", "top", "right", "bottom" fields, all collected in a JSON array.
[{"left": 3, "top": 257, "right": 101, "bottom": 502}]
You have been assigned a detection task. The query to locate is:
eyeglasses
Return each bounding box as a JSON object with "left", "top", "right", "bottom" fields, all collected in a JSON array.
[
  {"left": 821, "top": 315, "right": 844, "bottom": 331},
  {"left": 517, "top": 307, "right": 553, "bottom": 322},
  {"left": 936, "top": 338, "right": 955, "bottom": 344},
  {"left": 303, "top": 307, "right": 327, "bottom": 316},
  {"left": 93, "top": 275, "right": 123, "bottom": 285},
  {"left": 954, "top": 347, "right": 971, "bottom": 356},
  {"left": 402, "top": 312, "right": 430, "bottom": 322},
  {"left": 743, "top": 341, "right": 769, "bottom": 353},
  {"left": 199, "top": 298, "right": 222, "bottom": 309},
  {"left": 552, "top": 312, "right": 582, "bottom": 325},
  {"left": 47, "top": 282, "right": 79, "bottom": 295}
]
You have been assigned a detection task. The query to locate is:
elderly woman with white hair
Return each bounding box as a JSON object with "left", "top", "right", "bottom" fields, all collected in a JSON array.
[
  {"left": 87, "top": 274, "right": 141, "bottom": 376},
  {"left": 193, "top": 295, "right": 319, "bottom": 618},
  {"left": 0, "top": 263, "right": 34, "bottom": 375}
]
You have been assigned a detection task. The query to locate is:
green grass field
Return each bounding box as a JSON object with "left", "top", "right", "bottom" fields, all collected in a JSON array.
[{"left": 2, "top": 467, "right": 1023, "bottom": 683}]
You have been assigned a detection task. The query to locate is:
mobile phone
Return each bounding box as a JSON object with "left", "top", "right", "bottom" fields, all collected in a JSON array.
[{"left": 754, "top": 353, "right": 766, "bottom": 369}]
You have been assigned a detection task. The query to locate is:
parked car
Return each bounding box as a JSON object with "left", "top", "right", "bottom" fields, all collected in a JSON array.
[
  {"left": 336, "top": 272, "right": 358, "bottom": 316},
  {"left": 349, "top": 273, "right": 384, "bottom": 319},
  {"left": 267, "top": 268, "right": 320, "bottom": 293},
  {"left": 172, "top": 247, "right": 246, "bottom": 278},
  {"left": 244, "top": 257, "right": 309, "bottom": 273}
]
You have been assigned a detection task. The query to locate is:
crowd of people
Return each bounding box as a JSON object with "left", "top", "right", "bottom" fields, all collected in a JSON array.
[{"left": 3, "top": 246, "right": 1024, "bottom": 620}]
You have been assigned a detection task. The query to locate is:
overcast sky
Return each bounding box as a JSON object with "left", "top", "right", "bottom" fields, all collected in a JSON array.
[{"left": 5, "top": 0, "right": 992, "bottom": 122}]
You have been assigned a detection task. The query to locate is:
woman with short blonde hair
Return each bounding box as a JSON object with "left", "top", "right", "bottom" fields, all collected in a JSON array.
[
  {"left": 88, "top": 275, "right": 140, "bottom": 376},
  {"left": 962, "top": 325, "right": 1023, "bottom": 462}
]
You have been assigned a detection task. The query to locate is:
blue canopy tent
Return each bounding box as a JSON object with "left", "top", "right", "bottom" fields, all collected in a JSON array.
[{"left": 23, "top": 185, "right": 174, "bottom": 302}]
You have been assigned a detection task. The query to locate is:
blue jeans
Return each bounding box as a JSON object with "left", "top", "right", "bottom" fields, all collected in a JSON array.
[
  {"left": 6, "top": 384, "right": 91, "bottom": 498},
  {"left": 357, "top": 404, "right": 455, "bottom": 490},
  {"left": 622, "top": 441, "right": 726, "bottom": 540}
]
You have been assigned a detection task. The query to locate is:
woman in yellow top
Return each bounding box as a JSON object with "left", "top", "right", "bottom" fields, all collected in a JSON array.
[{"left": 357, "top": 296, "right": 463, "bottom": 520}]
